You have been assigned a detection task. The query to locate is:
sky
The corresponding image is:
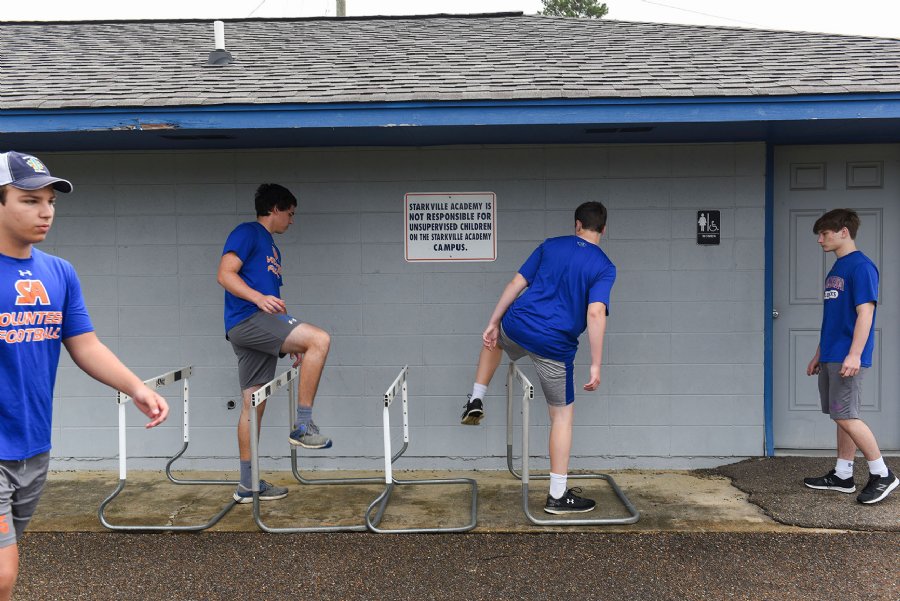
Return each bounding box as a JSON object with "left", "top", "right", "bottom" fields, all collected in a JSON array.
[{"left": 2, "top": 0, "right": 899, "bottom": 39}]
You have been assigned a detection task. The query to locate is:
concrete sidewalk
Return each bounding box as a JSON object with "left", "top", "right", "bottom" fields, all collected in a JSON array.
[{"left": 30, "top": 467, "right": 830, "bottom": 534}]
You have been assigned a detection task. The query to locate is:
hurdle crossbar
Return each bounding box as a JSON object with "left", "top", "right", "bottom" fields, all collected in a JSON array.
[
  {"left": 249, "top": 367, "right": 383, "bottom": 532},
  {"left": 98, "top": 365, "right": 238, "bottom": 532},
  {"left": 506, "top": 362, "right": 640, "bottom": 526},
  {"left": 365, "top": 366, "right": 478, "bottom": 533}
]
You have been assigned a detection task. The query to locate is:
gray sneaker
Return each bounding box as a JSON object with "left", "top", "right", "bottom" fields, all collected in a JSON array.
[
  {"left": 289, "top": 420, "right": 333, "bottom": 449},
  {"left": 233, "top": 480, "right": 288, "bottom": 504}
]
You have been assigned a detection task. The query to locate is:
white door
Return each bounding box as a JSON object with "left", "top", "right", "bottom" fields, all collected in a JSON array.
[{"left": 774, "top": 144, "right": 900, "bottom": 450}]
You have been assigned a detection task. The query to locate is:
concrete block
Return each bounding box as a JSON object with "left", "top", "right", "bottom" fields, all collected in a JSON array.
[
  {"left": 492, "top": 179, "right": 546, "bottom": 211},
  {"left": 55, "top": 184, "right": 115, "bottom": 216},
  {"left": 607, "top": 209, "right": 670, "bottom": 240},
  {"left": 178, "top": 245, "right": 221, "bottom": 275},
  {"left": 177, "top": 215, "right": 244, "bottom": 245},
  {"left": 118, "top": 306, "right": 182, "bottom": 337},
  {"left": 424, "top": 273, "right": 488, "bottom": 304},
  {"left": 56, "top": 246, "right": 117, "bottom": 276},
  {"left": 670, "top": 396, "right": 742, "bottom": 426},
  {"left": 78, "top": 275, "right": 119, "bottom": 306},
  {"left": 608, "top": 395, "right": 671, "bottom": 425},
  {"left": 671, "top": 271, "right": 736, "bottom": 301},
  {"left": 363, "top": 273, "right": 424, "bottom": 304},
  {"left": 298, "top": 213, "right": 361, "bottom": 244},
  {"left": 118, "top": 245, "right": 178, "bottom": 275},
  {"left": 45, "top": 152, "right": 114, "bottom": 185},
  {"left": 669, "top": 332, "right": 762, "bottom": 364},
  {"left": 604, "top": 240, "right": 670, "bottom": 270},
  {"left": 546, "top": 179, "right": 610, "bottom": 210},
  {"left": 734, "top": 270, "right": 765, "bottom": 301},
  {"left": 296, "top": 275, "right": 362, "bottom": 305},
  {"left": 179, "top": 306, "right": 223, "bottom": 335},
  {"left": 607, "top": 333, "right": 671, "bottom": 365},
  {"left": 482, "top": 147, "right": 546, "bottom": 180},
  {"left": 355, "top": 149, "right": 423, "bottom": 181},
  {"left": 670, "top": 302, "right": 738, "bottom": 333},
  {"left": 606, "top": 178, "right": 670, "bottom": 209},
  {"left": 607, "top": 302, "right": 671, "bottom": 333},
  {"left": 607, "top": 364, "right": 672, "bottom": 395},
  {"left": 609, "top": 145, "right": 673, "bottom": 178},
  {"left": 55, "top": 396, "right": 118, "bottom": 428},
  {"left": 419, "top": 425, "right": 486, "bottom": 457},
  {"left": 546, "top": 146, "right": 609, "bottom": 179},
  {"left": 613, "top": 270, "right": 671, "bottom": 302},
  {"left": 735, "top": 176, "right": 765, "bottom": 207},
  {"left": 735, "top": 143, "right": 766, "bottom": 176},
  {"left": 117, "top": 336, "right": 181, "bottom": 367},
  {"left": 175, "top": 184, "right": 237, "bottom": 215},
  {"left": 423, "top": 334, "right": 481, "bottom": 366},
  {"left": 669, "top": 177, "right": 735, "bottom": 208},
  {"left": 180, "top": 336, "right": 236, "bottom": 367},
  {"left": 498, "top": 210, "right": 546, "bottom": 241},
  {"left": 359, "top": 335, "right": 424, "bottom": 367},
  {"left": 113, "top": 154, "right": 177, "bottom": 185},
  {"left": 363, "top": 303, "right": 423, "bottom": 335},
  {"left": 172, "top": 152, "right": 236, "bottom": 184},
  {"left": 234, "top": 150, "right": 302, "bottom": 183},
  {"left": 117, "top": 276, "right": 179, "bottom": 306},
  {"left": 418, "top": 147, "right": 486, "bottom": 181},
  {"left": 671, "top": 425, "right": 763, "bottom": 455},
  {"left": 671, "top": 240, "right": 735, "bottom": 271},
  {"left": 421, "top": 303, "right": 493, "bottom": 335},
  {"left": 607, "top": 425, "right": 671, "bottom": 455},
  {"left": 84, "top": 305, "right": 118, "bottom": 338},
  {"left": 294, "top": 244, "right": 361, "bottom": 275},
  {"left": 735, "top": 239, "right": 764, "bottom": 270},
  {"left": 735, "top": 207, "right": 765, "bottom": 239},
  {"left": 179, "top": 276, "right": 222, "bottom": 307},
  {"left": 297, "top": 305, "right": 362, "bottom": 335},
  {"left": 361, "top": 212, "right": 402, "bottom": 243},
  {"left": 53, "top": 216, "right": 117, "bottom": 245},
  {"left": 114, "top": 184, "right": 177, "bottom": 216},
  {"left": 671, "top": 144, "right": 735, "bottom": 177}
]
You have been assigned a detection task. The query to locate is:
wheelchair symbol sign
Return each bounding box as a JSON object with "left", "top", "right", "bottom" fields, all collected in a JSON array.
[{"left": 697, "top": 210, "right": 721, "bottom": 245}]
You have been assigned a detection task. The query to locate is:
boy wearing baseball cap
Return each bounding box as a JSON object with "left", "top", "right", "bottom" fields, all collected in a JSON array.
[{"left": 0, "top": 151, "right": 169, "bottom": 601}]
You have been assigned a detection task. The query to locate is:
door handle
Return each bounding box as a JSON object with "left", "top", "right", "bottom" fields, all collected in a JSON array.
[{"left": 772, "top": 310, "right": 779, "bottom": 319}]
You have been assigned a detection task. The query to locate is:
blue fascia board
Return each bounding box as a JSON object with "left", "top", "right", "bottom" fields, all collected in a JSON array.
[{"left": 3, "top": 93, "right": 900, "bottom": 134}]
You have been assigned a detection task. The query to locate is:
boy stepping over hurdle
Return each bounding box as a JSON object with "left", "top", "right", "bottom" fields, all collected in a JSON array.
[
  {"left": 461, "top": 201, "right": 615, "bottom": 514},
  {"left": 218, "top": 184, "right": 334, "bottom": 504}
]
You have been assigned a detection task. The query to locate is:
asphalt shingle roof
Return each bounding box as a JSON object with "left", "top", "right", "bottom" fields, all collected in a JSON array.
[{"left": 2, "top": 13, "right": 899, "bottom": 110}]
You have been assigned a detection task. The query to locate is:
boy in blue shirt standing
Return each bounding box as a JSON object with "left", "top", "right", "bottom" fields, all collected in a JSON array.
[
  {"left": 218, "top": 184, "right": 333, "bottom": 504},
  {"left": 804, "top": 208, "right": 897, "bottom": 504},
  {"left": 0, "top": 151, "right": 169, "bottom": 601},
  {"left": 461, "top": 201, "right": 615, "bottom": 513}
]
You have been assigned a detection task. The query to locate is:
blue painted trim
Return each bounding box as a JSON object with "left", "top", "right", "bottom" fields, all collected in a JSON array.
[
  {"left": 764, "top": 143, "right": 775, "bottom": 457},
  {"left": 3, "top": 94, "right": 900, "bottom": 134}
]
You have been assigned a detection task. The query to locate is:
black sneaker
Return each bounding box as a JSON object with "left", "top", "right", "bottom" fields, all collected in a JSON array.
[
  {"left": 543, "top": 487, "right": 596, "bottom": 514},
  {"left": 460, "top": 395, "right": 484, "bottom": 425},
  {"left": 857, "top": 470, "right": 899, "bottom": 505},
  {"left": 803, "top": 469, "right": 856, "bottom": 493}
]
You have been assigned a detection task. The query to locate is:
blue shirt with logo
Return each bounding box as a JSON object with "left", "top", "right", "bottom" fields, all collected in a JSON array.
[
  {"left": 501, "top": 235, "right": 616, "bottom": 363},
  {"left": 820, "top": 250, "right": 879, "bottom": 367},
  {"left": 0, "top": 249, "right": 94, "bottom": 460},
  {"left": 222, "top": 222, "right": 284, "bottom": 332}
]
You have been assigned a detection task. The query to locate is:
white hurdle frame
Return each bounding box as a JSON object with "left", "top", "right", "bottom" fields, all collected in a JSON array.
[
  {"left": 506, "top": 362, "right": 640, "bottom": 526},
  {"left": 249, "top": 367, "right": 384, "bottom": 532},
  {"left": 98, "top": 365, "right": 238, "bottom": 532},
  {"left": 365, "top": 366, "right": 478, "bottom": 533}
]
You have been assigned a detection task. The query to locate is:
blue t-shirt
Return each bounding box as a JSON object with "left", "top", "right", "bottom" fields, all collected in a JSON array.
[
  {"left": 0, "top": 249, "right": 94, "bottom": 460},
  {"left": 819, "top": 250, "right": 879, "bottom": 367},
  {"left": 501, "top": 235, "right": 616, "bottom": 363},
  {"left": 222, "top": 222, "right": 284, "bottom": 332}
]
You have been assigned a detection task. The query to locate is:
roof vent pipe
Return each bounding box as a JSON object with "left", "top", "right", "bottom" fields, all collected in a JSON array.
[{"left": 207, "top": 20, "right": 234, "bottom": 66}]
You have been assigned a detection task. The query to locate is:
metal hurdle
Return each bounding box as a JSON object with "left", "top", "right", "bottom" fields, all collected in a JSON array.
[
  {"left": 249, "top": 367, "right": 385, "bottom": 532},
  {"left": 365, "top": 366, "right": 478, "bottom": 533},
  {"left": 99, "top": 365, "right": 238, "bottom": 531},
  {"left": 506, "top": 362, "right": 640, "bottom": 526}
]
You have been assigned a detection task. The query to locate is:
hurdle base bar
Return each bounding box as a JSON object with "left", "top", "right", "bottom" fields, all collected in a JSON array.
[
  {"left": 506, "top": 362, "right": 640, "bottom": 527},
  {"left": 250, "top": 367, "right": 379, "bottom": 533},
  {"left": 364, "top": 366, "right": 478, "bottom": 534},
  {"left": 99, "top": 365, "right": 239, "bottom": 532}
]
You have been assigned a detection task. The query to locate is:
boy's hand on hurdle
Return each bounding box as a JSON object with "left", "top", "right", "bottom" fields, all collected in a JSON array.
[
  {"left": 583, "top": 364, "right": 601, "bottom": 391},
  {"left": 131, "top": 386, "right": 169, "bottom": 429}
]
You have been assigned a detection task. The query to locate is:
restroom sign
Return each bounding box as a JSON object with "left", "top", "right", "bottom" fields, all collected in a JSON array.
[
  {"left": 697, "top": 210, "right": 720, "bottom": 245},
  {"left": 405, "top": 192, "right": 497, "bottom": 262}
]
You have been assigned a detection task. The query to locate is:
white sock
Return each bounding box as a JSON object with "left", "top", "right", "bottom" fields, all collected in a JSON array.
[
  {"left": 471, "top": 383, "right": 488, "bottom": 401},
  {"left": 867, "top": 456, "right": 889, "bottom": 478},
  {"left": 549, "top": 472, "right": 567, "bottom": 499},
  {"left": 834, "top": 459, "right": 854, "bottom": 480}
]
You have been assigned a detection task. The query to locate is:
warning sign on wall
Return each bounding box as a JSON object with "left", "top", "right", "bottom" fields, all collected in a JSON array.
[{"left": 405, "top": 192, "right": 497, "bottom": 262}]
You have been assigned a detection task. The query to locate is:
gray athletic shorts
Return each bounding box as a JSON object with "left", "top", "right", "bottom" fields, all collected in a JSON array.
[
  {"left": 499, "top": 325, "right": 574, "bottom": 406},
  {"left": 0, "top": 452, "right": 50, "bottom": 547},
  {"left": 818, "top": 362, "right": 866, "bottom": 420},
  {"left": 227, "top": 311, "right": 302, "bottom": 390}
]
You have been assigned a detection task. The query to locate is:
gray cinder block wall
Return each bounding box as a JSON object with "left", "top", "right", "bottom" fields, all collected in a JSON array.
[{"left": 45, "top": 142, "right": 766, "bottom": 470}]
